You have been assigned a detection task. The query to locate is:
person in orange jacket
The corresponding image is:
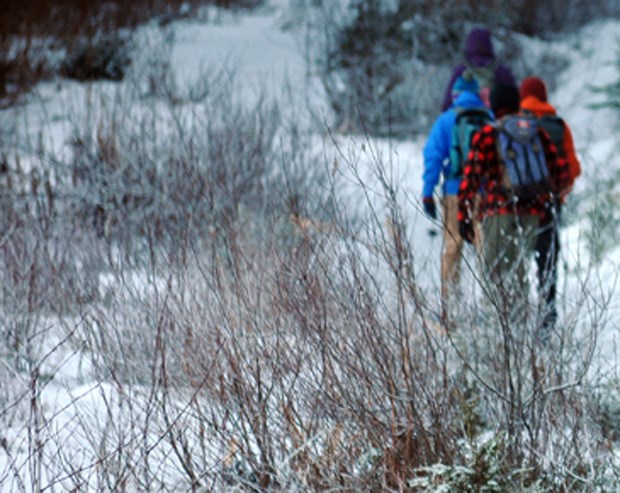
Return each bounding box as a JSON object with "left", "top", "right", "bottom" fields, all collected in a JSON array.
[{"left": 520, "top": 76, "right": 581, "bottom": 336}]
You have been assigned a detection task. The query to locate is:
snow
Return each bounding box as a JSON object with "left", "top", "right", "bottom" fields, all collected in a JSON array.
[
  {"left": 1, "top": 1, "right": 620, "bottom": 489},
  {"left": 171, "top": 11, "right": 301, "bottom": 92}
]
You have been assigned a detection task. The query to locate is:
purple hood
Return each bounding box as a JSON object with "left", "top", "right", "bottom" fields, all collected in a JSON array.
[{"left": 464, "top": 27, "right": 494, "bottom": 66}]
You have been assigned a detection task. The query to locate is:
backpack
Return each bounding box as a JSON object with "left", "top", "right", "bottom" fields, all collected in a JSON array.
[
  {"left": 464, "top": 59, "right": 499, "bottom": 107},
  {"left": 496, "top": 115, "right": 551, "bottom": 203},
  {"left": 537, "top": 114, "right": 566, "bottom": 157},
  {"left": 448, "top": 106, "right": 493, "bottom": 180}
]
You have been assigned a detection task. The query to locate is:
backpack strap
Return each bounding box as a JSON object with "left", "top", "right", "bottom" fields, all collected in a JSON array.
[{"left": 463, "top": 58, "right": 501, "bottom": 78}]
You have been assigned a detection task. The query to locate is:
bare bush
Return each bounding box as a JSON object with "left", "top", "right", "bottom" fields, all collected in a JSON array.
[
  {"left": 62, "top": 128, "right": 615, "bottom": 491},
  {"left": 0, "top": 0, "right": 268, "bottom": 105}
]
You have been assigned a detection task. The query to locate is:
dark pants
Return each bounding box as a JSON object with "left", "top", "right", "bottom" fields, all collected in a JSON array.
[{"left": 535, "top": 207, "right": 560, "bottom": 331}]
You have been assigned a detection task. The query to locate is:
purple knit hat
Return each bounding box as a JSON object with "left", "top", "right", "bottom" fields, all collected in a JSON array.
[{"left": 464, "top": 28, "right": 494, "bottom": 65}]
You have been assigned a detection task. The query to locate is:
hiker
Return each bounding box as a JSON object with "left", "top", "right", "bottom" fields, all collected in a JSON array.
[
  {"left": 441, "top": 27, "right": 516, "bottom": 111},
  {"left": 422, "top": 73, "right": 493, "bottom": 299},
  {"left": 520, "top": 76, "right": 581, "bottom": 331},
  {"left": 457, "top": 84, "right": 571, "bottom": 312}
]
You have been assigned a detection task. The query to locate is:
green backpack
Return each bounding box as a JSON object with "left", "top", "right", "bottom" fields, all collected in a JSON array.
[{"left": 448, "top": 106, "right": 493, "bottom": 180}]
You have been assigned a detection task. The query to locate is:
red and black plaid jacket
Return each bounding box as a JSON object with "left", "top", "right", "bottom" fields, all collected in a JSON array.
[{"left": 457, "top": 119, "right": 571, "bottom": 226}]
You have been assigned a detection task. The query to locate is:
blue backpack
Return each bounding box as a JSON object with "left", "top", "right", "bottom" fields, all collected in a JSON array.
[
  {"left": 496, "top": 115, "right": 551, "bottom": 203},
  {"left": 448, "top": 106, "right": 493, "bottom": 180}
]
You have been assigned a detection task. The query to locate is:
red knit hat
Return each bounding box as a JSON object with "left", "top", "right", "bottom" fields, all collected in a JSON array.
[{"left": 520, "top": 77, "right": 548, "bottom": 102}]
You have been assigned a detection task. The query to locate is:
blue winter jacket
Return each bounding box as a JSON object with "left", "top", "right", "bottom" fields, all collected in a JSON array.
[{"left": 422, "top": 91, "right": 490, "bottom": 198}]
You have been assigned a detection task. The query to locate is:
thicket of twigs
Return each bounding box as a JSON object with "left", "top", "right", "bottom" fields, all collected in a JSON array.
[
  {"left": 0, "top": 40, "right": 618, "bottom": 489},
  {"left": 1, "top": 0, "right": 620, "bottom": 490}
]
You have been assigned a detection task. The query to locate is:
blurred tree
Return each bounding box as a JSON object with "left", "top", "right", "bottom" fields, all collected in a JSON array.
[
  {"left": 315, "top": 0, "right": 620, "bottom": 137},
  {"left": 591, "top": 42, "right": 620, "bottom": 110}
]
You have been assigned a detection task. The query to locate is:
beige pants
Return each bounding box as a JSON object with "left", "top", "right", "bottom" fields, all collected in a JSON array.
[
  {"left": 441, "top": 195, "right": 463, "bottom": 299},
  {"left": 441, "top": 195, "right": 482, "bottom": 299}
]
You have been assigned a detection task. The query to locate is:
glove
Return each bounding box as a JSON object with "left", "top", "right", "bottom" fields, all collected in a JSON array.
[
  {"left": 423, "top": 197, "right": 437, "bottom": 220},
  {"left": 459, "top": 221, "right": 475, "bottom": 244}
]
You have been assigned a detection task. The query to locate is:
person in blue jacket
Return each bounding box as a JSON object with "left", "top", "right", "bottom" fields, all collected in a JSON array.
[{"left": 422, "top": 74, "right": 491, "bottom": 300}]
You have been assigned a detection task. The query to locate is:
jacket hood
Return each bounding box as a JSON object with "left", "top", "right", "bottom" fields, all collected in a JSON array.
[
  {"left": 452, "top": 90, "right": 486, "bottom": 109},
  {"left": 464, "top": 28, "right": 494, "bottom": 65},
  {"left": 520, "top": 96, "right": 556, "bottom": 116}
]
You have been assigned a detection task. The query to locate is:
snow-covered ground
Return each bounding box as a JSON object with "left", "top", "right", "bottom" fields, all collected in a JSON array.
[{"left": 1, "top": 1, "right": 620, "bottom": 489}]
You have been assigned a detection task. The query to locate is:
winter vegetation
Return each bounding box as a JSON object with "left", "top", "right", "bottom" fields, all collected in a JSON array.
[{"left": 1, "top": 0, "right": 620, "bottom": 491}]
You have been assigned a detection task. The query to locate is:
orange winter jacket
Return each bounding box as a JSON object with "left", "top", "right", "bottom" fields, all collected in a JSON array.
[{"left": 520, "top": 96, "right": 581, "bottom": 188}]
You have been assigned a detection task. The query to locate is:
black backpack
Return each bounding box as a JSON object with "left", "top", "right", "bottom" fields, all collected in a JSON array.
[
  {"left": 522, "top": 109, "right": 566, "bottom": 158},
  {"left": 538, "top": 114, "right": 566, "bottom": 157},
  {"left": 496, "top": 115, "right": 552, "bottom": 204}
]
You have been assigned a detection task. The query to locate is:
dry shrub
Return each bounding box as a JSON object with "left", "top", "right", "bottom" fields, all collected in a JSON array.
[
  {"left": 0, "top": 34, "right": 616, "bottom": 491},
  {"left": 0, "top": 0, "right": 267, "bottom": 103}
]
